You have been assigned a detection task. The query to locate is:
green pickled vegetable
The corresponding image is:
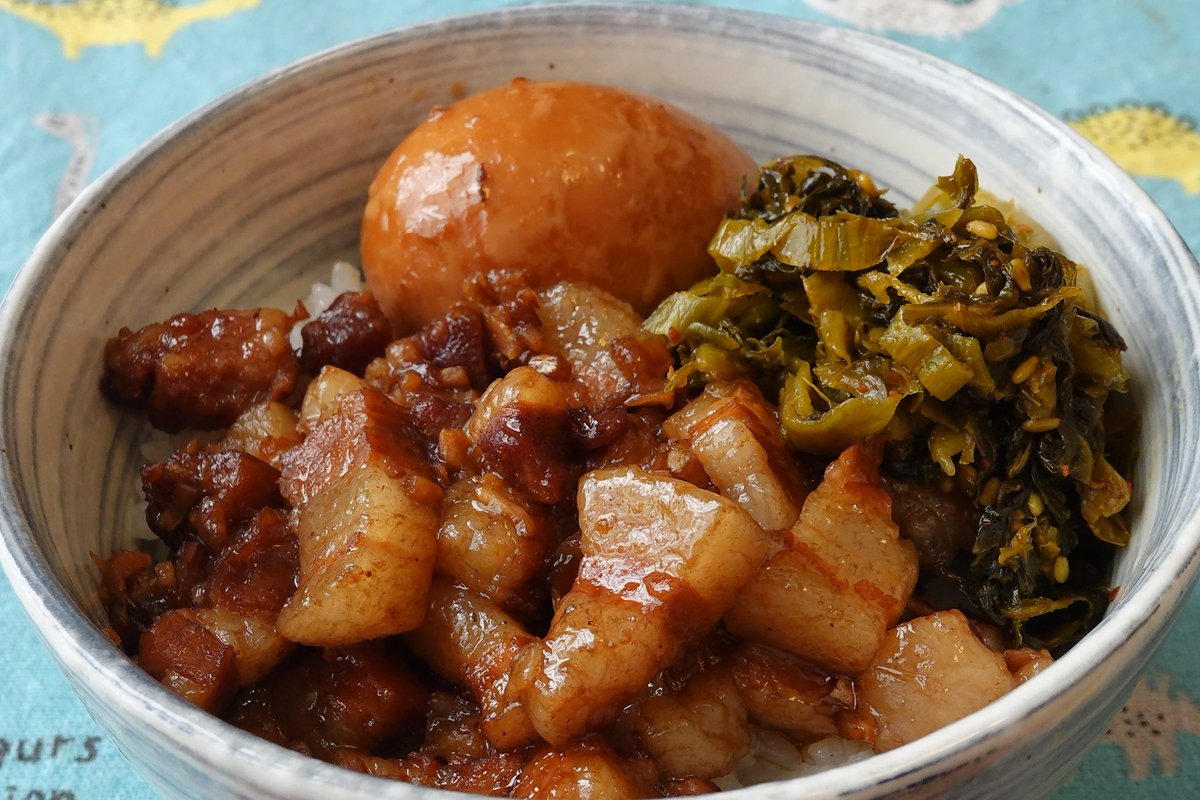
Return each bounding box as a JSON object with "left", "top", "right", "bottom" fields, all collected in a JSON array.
[
  {"left": 644, "top": 153, "right": 1134, "bottom": 650},
  {"left": 709, "top": 212, "right": 915, "bottom": 273}
]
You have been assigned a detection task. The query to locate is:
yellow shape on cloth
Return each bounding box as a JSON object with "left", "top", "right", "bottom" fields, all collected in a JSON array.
[
  {"left": 1101, "top": 671, "right": 1200, "bottom": 779},
  {"left": 1071, "top": 104, "right": 1200, "bottom": 195},
  {"left": 0, "top": 0, "right": 259, "bottom": 58}
]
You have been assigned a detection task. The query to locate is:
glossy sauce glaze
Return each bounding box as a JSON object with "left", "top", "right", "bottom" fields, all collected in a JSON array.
[{"left": 94, "top": 81, "right": 1058, "bottom": 797}]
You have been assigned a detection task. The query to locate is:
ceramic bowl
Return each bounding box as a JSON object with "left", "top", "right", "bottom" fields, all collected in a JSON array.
[{"left": 2, "top": 4, "right": 1198, "bottom": 799}]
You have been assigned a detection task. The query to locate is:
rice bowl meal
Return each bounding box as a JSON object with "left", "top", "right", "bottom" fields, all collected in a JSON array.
[
  {"left": 91, "top": 78, "right": 1134, "bottom": 797},
  {"left": 4, "top": 7, "right": 1199, "bottom": 800}
]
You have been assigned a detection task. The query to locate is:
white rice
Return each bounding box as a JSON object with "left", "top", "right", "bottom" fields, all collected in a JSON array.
[{"left": 713, "top": 729, "right": 874, "bottom": 790}]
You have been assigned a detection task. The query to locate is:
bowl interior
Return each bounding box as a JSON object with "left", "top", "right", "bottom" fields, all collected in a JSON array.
[{"left": 2, "top": 5, "right": 1199, "bottom": 800}]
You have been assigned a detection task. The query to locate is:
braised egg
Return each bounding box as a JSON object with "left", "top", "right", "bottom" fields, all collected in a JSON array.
[{"left": 362, "top": 78, "right": 756, "bottom": 328}]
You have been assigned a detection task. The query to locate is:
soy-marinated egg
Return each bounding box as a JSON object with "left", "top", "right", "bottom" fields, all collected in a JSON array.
[{"left": 362, "top": 78, "right": 756, "bottom": 328}]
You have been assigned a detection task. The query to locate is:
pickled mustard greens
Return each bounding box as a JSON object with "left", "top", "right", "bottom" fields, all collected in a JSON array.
[{"left": 646, "top": 155, "right": 1134, "bottom": 650}]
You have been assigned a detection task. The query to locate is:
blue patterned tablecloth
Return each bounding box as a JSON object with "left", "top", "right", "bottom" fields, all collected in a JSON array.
[{"left": 1, "top": 1, "right": 1197, "bottom": 797}]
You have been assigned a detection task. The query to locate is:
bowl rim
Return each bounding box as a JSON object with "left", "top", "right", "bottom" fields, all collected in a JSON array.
[{"left": 2, "top": 2, "right": 1200, "bottom": 797}]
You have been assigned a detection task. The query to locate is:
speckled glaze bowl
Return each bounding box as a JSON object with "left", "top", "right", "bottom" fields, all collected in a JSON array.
[{"left": 1, "top": 5, "right": 1198, "bottom": 799}]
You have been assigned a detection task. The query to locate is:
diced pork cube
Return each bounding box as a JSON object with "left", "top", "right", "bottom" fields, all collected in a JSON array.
[
  {"left": 511, "top": 739, "right": 659, "bottom": 800},
  {"left": 221, "top": 401, "right": 302, "bottom": 468},
  {"left": 298, "top": 290, "right": 394, "bottom": 376},
  {"left": 537, "top": 282, "right": 642, "bottom": 399},
  {"left": 618, "top": 663, "right": 750, "bottom": 780},
  {"left": 230, "top": 641, "right": 428, "bottom": 755},
  {"left": 278, "top": 385, "right": 436, "bottom": 508},
  {"left": 435, "top": 473, "right": 551, "bottom": 612},
  {"left": 523, "top": 467, "right": 770, "bottom": 744},
  {"left": 275, "top": 463, "right": 439, "bottom": 646},
  {"left": 854, "top": 610, "right": 1018, "bottom": 751},
  {"left": 186, "top": 607, "right": 294, "bottom": 687},
  {"left": 139, "top": 609, "right": 239, "bottom": 713},
  {"left": 728, "top": 642, "right": 843, "bottom": 739},
  {"left": 664, "top": 380, "right": 811, "bottom": 530},
  {"left": 724, "top": 440, "right": 918, "bottom": 675},
  {"left": 102, "top": 306, "right": 301, "bottom": 432},
  {"left": 406, "top": 580, "right": 540, "bottom": 751},
  {"left": 466, "top": 366, "right": 573, "bottom": 504},
  {"left": 297, "top": 366, "right": 364, "bottom": 434},
  {"left": 1004, "top": 646, "right": 1055, "bottom": 684}
]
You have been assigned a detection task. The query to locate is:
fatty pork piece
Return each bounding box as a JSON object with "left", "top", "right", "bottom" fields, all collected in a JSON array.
[
  {"left": 465, "top": 365, "right": 574, "bottom": 504},
  {"left": 1005, "top": 646, "right": 1055, "bottom": 684},
  {"left": 435, "top": 473, "right": 552, "bottom": 614},
  {"left": 663, "top": 380, "right": 813, "bottom": 531},
  {"left": 366, "top": 302, "right": 494, "bottom": 395},
  {"left": 275, "top": 463, "right": 440, "bottom": 646},
  {"left": 519, "top": 467, "right": 771, "bottom": 745},
  {"left": 616, "top": 660, "right": 751, "bottom": 781},
  {"left": 296, "top": 364, "right": 364, "bottom": 434},
  {"left": 142, "top": 442, "right": 286, "bottom": 554},
  {"left": 279, "top": 380, "right": 438, "bottom": 507},
  {"left": 344, "top": 730, "right": 663, "bottom": 800},
  {"left": 101, "top": 306, "right": 302, "bottom": 432},
  {"left": 851, "top": 610, "right": 1051, "bottom": 751},
  {"left": 724, "top": 439, "right": 919, "bottom": 675},
  {"left": 220, "top": 400, "right": 302, "bottom": 470},
  {"left": 139, "top": 606, "right": 294, "bottom": 713},
  {"left": 197, "top": 507, "right": 299, "bottom": 684},
  {"left": 276, "top": 385, "right": 442, "bottom": 646},
  {"left": 406, "top": 580, "right": 540, "bottom": 751},
  {"left": 230, "top": 641, "right": 428, "bottom": 756},
  {"left": 138, "top": 508, "right": 300, "bottom": 712},
  {"left": 337, "top": 750, "right": 526, "bottom": 797},
  {"left": 297, "top": 289, "right": 394, "bottom": 376},
  {"left": 511, "top": 739, "right": 660, "bottom": 800},
  {"left": 370, "top": 690, "right": 527, "bottom": 796},
  {"left": 137, "top": 608, "right": 240, "bottom": 713},
  {"left": 536, "top": 281, "right": 673, "bottom": 408},
  {"left": 335, "top": 691, "right": 527, "bottom": 796},
  {"left": 728, "top": 642, "right": 850, "bottom": 741}
]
